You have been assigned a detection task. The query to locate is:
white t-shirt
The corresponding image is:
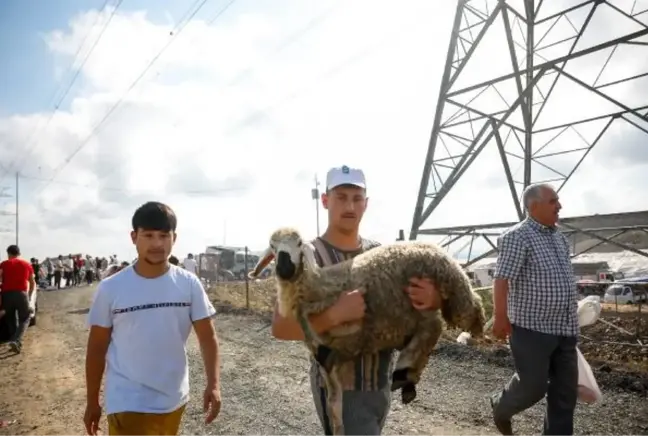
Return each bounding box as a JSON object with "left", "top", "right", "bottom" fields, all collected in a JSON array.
[
  {"left": 182, "top": 258, "right": 197, "bottom": 274},
  {"left": 87, "top": 264, "right": 216, "bottom": 415}
]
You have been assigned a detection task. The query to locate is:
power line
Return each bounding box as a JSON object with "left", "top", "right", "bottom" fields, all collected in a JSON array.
[
  {"left": 166, "top": 15, "right": 420, "bottom": 169},
  {"left": 34, "top": 0, "right": 235, "bottom": 198},
  {"left": 0, "top": 0, "right": 121, "bottom": 185},
  {"left": 35, "top": 3, "right": 413, "bottom": 202},
  {"left": 96, "top": 2, "right": 343, "bottom": 183},
  {"left": 20, "top": 173, "right": 247, "bottom": 196}
]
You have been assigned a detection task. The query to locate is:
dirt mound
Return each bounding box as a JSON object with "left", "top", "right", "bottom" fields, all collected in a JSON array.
[{"left": 434, "top": 339, "right": 648, "bottom": 396}]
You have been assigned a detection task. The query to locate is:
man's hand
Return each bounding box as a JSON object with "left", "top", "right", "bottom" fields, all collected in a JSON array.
[
  {"left": 405, "top": 278, "right": 441, "bottom": 311},
  {"left": 330, "top": 289, "right": 366, "bottom": 325},
  {"left": 492, "top": 314, "right": 511, "bottom": 340},
  {"left": 83, "top": 402, "right": 102, "bottom": 435},
  {"left": 203, "top": 385, "right": 222, "bottom": 424}
]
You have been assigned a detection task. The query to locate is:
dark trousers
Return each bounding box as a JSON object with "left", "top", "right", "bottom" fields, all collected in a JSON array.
[
  {"left": 65, "top": 271, "right": 72, "bottom": 287},
  {"left": 54, "top": 271, "right": 62, "bottom": 289},
  {"left": 1, "top": 291, "right": 30, "bottom": 345},
  {"left": 491, "top": 325, "right": 578, "bottom": 435}
]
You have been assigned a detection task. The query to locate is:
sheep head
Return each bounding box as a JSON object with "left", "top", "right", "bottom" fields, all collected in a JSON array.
[{"left": 248, "top": 227, "right": 318, "bottom": 281}]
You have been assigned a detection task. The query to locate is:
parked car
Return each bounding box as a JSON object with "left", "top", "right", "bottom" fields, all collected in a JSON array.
[{"left": 603, "top": 284, "right": 647, "bottom": 305}]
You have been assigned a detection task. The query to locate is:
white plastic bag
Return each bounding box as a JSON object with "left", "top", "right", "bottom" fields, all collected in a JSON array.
[
  {"left": 577, "top": 295, "right": 602, "bottom": 327},
  {"left": 576, "top": 296, "right": 603, "bottom": 403},
  {"left": 577, "top": 347, "right": 602, "bottom": 404}
]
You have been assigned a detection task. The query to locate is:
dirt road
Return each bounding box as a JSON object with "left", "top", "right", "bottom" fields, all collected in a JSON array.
[{"left": 1, "top": 286, "right": 647, "bottom": 435}]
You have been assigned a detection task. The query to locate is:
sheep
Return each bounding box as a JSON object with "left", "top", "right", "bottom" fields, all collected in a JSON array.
[{"left": 249, "top": 227, "right": 486, "bottom": 435}]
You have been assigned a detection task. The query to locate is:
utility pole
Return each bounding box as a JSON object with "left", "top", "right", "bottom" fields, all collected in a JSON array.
[
  {"left": 15, "top": 171, "right": 19, "bottom": 246},
  {"left": 311, "top": 175, "right": 321, "bottom": 237}
]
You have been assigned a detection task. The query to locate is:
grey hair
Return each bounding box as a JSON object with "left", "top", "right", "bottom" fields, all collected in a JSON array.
[{"left": 522, "top": 183, "right": 553, "bottom": 213}]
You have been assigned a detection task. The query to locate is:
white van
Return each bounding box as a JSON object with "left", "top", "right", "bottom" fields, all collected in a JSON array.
[{"left": 603, "top": 284, "right": 646, "bottom": 305}]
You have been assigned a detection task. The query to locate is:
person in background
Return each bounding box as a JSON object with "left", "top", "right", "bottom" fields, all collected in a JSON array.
[
  {"left": 65, "top": 254, "right": 74, "bottom": 287},
  {"left": 73, "top": 255, "right": 81, "bottom": 286},
  {"left": 31, "top": 258, "right": 41, "bottom": 287},
  {"left": 182, "top": 253, "right": 197, "bottom": 275},
  {"left": 46, "top": 258, "right": 54, "bottom": 287},
  {"left": 0, "top": 245, "right": 37, "bottom": 354},
  {"left": 54, "top": 255, "right": 64, "bottom": 289},
  {"left": 84, "top": 201, "right": 221, "bottom": 435},
  {"left": 490, "top": 183, "right": 579, "bottom": 435},
  {"left": 271, "top": 165, "right": 441, "bottom": 435},
  {"left": 168, "top": 255, "right": 180, "bottom": 266}
]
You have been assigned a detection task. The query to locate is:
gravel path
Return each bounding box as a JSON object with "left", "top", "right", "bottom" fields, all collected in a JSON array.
[{"left": 0, "top": 286, "right": 646, "bottom": 435}]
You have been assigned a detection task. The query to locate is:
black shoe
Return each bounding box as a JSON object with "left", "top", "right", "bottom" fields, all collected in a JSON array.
[
  {"left": 490, "top": 396, "right": 513, "bottom": 435},
  {"left": 8, "top": 341, "right": 21, "bottom": 354}
]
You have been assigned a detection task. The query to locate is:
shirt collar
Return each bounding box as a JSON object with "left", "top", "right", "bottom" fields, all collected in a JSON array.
[{"left": 525, "top": 216, "right": 556, "bottom": 233}]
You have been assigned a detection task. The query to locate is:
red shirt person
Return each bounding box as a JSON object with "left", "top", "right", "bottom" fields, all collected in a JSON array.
[{"left": 0, "top": 244, "right": 36, "bottom": 354}]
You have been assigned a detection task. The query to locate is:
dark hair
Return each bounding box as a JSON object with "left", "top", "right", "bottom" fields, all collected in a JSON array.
[
  {"left": 7, "top": 245, "right": 20, "bottom": 256},
  {"left": 132, "top": 201, "right": 177, "bottom": 232},
  {"left": 168, "top": 255, "right": 179, "bottom": 266}
]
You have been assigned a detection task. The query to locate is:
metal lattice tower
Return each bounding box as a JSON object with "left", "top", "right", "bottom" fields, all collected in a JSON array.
[{"left": 410, "top": 0, "right": 648, "bottom": 264}]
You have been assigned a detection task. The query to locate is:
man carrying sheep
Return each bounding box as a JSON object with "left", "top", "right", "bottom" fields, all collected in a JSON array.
[
  {"left": 271, "top": 165, "right": 441, "bottom": 435},
  {"left": 490, "top": 183, "right": 579, "bottom": 435}
]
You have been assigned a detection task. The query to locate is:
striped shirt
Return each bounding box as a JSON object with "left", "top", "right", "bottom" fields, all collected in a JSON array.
[
  {"left": 309, "top": 237, "right": 394, "bottom": 392},
  {"left": 494, "top": 217, "right": 579, "bottom": 337}
]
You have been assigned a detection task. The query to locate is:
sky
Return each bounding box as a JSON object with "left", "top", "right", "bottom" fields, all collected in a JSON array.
[{"left": 0, "top": 0, "right": 646, "bottom": 261}]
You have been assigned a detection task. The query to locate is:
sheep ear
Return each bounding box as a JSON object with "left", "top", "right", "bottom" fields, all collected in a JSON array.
[
  {"left": 301, "top": 243, "right": 318, "bottom": 271},
  {"left": 248, "top": 247, "right": 274, "bottom": 279}
]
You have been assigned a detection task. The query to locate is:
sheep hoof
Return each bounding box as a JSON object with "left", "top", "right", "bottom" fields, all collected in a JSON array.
[
  {"left": 390, "top": 368, "right": 410, "bottom": 391},
  {"left": 401, "top": 383, "right": 417, "bottom": 405},
  {"left": 315, "top": 345, "right": 334, "bottom": 369}
]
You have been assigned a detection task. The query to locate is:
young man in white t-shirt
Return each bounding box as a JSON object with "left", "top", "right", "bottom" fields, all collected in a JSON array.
[
  {"left": 182, "top": 253, "right": 197, "bottom": 275},
  {"left": 84, "top": 201, "right": 222, "bottom": 435}
]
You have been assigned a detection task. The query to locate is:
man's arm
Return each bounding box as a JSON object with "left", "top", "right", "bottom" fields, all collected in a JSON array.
[
  {"left": 492, "top": 230, "right": 526, "bottom": 319},
  {"left": 27, "top": 264, "right": 36, "bottom": 293},
  {"left": 193, "top": 318, "right": 220, "bottom": 388},
  {"left": 271, "top": 290, "right": 365, "bottom": 341},
  {"left": 271, "top": 303, "right": 340, "bottom": 341},
  {"left": 86, "top": 325, "right": 112, "bottom": 406},
  {"left": 85, "top": 284, "right": 113, "bottom": 406},
  {"left": 190, "top": 277, "right": 219, "bottom": 387}
]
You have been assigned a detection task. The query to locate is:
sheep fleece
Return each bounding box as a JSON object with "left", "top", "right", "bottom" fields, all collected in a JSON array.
[{"left": 287, "top": 241, "right": 485, "bottom": 357}]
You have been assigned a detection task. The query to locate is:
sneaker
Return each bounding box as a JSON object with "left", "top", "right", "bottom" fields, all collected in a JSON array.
[
  {"left": 8, "top": 341, "right": 21, "bottom": 354},
  {"left": 490, "top": 396, "right": 513, "bottom": 435}
]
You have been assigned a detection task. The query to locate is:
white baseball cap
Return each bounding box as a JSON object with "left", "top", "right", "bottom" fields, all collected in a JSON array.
[{"left": 325, "top": 165, "right": 366, "bottom": 191}]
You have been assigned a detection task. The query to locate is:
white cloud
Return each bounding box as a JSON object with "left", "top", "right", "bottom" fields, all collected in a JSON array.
[{"left": 0, "top": 0, "right": 646, "bottom": 261}]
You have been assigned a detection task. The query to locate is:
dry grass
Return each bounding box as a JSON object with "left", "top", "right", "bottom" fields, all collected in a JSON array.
[
  {"left": 207, "top": 279, "right": 277, "bottom": 313},
  {"left": 601, "top": 302, "right": 648, "bottom": 314}
]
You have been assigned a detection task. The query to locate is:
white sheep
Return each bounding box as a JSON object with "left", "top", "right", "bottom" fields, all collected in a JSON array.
[{"left": 249, "top": 227, "right": 486, "bottom": 435}]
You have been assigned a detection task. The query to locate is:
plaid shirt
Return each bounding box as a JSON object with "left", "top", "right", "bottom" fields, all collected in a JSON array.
[{"left": 494, "top": 217, "right": 579, "bottom": 337}]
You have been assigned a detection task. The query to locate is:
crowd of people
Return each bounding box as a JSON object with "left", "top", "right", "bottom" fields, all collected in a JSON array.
[
  {"left": 1, "top": 164, "right": 581, "bottom": 436},
  {"left": 24, "top": 252, "right": 199, "bottom": 291}
]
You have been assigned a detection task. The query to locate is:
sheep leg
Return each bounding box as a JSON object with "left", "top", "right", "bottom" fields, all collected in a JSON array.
[
  {"left": 319, "top": 363, "right": 346, "bottom": 435},
  {"left": 391, "top": 314, "right": 443, "bottom": 404},
  {"left": 328, "top": 321, "right": 362, "bottom": 337},
  {"left": 295, "top": 308, "right": 321, "bottom": 357}
]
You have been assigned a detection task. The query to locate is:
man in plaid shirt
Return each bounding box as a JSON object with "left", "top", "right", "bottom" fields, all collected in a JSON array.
[{"left": 490, "top": 183, "right": 579, "bottom": 436}]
